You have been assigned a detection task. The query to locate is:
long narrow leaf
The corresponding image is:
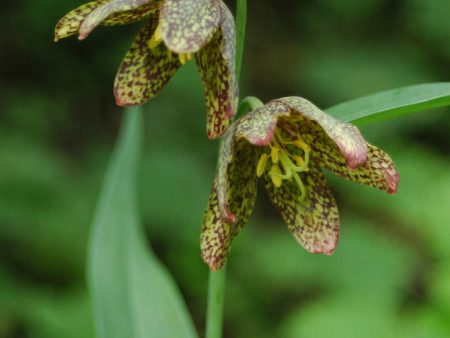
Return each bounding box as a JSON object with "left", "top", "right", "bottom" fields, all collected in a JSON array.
[
  {"left": 326, "top": 82, "right": 450, "bottom": 124},
  {"left": 88, "top": 108, "right": 198, "bottom": 338}
]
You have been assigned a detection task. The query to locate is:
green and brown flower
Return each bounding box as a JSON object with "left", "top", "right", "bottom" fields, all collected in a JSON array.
[
  {"left": 55, "top": 0, "right": 238, "bottom": 138},
  {"left": 201, "top": 97, "right": 399, "bottom": 270}
]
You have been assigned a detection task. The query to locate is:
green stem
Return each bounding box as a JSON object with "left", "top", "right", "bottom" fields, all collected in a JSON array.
[
  {"left": 235, "top": 0, "right": 247, "bottom": 82},
  {"left": 205, "top": 1, "right": 247, "bottom": 338},
  {"left": 205, "top": 268, "right": 227, "bottom": 338}
]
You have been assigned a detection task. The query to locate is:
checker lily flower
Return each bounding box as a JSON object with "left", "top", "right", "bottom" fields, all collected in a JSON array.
[
  {"left": 201, "top": 97, "right": 399, "bottom": 270},
  {"left": 54, "top": 0, "right": 238, "bottom": 138}
]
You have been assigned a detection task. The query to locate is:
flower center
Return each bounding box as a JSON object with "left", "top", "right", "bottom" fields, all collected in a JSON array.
[
  {"left": 148, "top": 24, "right": 193, "bottom": 64},
  {"left": 256, "top": 130, "right": 311, "bottom": 200}
]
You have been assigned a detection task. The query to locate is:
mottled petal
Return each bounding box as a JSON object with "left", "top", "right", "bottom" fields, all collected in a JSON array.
[
  {"left": 160, "top": 0, "right": 221, "bottom": 53},
  {"left": 202, "top": 114, "right": 259, "bottom": 270},
  {"left": 265, "top": 164, "right": 340, "bottom": 255},
  {"left": 195, "top": 2, "right": 238, "bottom": 139},
  {"left": 201, "top": 177, "right": 256, "bottom": 271},
  {"left": 114, "top": 20, "right": 181, "bottom": 106},
  {"left": 54, "top": 0, "right": 108, "bottom": 41},
  {"left": 201, "top": 186, "right": 232, "bottom": 271},
  {"left": 102, "top": 1, "right": 160, "bottom": 26},
  {"left": 216, "top": 124, "right": 259, "bottom": 222},
  {"left": 79, "top": 0, "right": 154, "bottom": 39},
  {"left": 316, "top": 143, "right": 399, "bottom": 194},
  {"left": 235, "top": 101, "right": 291, "bottom": 145},
  {"left": 277, "top": 97, "right": 368, "bottom": 169}
]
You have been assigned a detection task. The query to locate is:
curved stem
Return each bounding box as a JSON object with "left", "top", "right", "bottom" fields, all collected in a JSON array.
[
  {"left": 237, "top": 96, "right": 264, "bottom": 117},
  {"left": 205, "top": 1, "right": 247, "bottom": 338}
]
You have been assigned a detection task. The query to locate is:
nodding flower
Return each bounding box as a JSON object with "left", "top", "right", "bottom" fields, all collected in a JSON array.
[
  {"left": 201, "top": 96, "right": 399, "bottom": 271},
  {"left": 55, "top": 0, "right": 238, "bottom": 139}
]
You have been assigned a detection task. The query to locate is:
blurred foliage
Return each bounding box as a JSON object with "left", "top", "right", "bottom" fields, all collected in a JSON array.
[{"left": 0, "top": 0, "right": 449, "bottom": 337}]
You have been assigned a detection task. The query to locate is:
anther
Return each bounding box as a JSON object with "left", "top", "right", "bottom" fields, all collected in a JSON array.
[
  {"left": 293, "top": 155, "right": 305, "bottom": 167},
  {"left": 256, "top": 153, "right": 269, "bottom": 177},
  {"left": 293, "top": 140, "right": 310, "bottom": 152},
  {"left": 269, "top": 165, "right": 283, "bottom": 188},
  {"left": 270, "top": 146, "right": 280, "bottom": 163}
]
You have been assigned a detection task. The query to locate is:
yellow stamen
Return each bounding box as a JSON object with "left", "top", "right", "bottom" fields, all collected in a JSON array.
[
  {"left": 178, "top": 53, "right": 193, "bottom": 64},
  {"left": 288, "top": 138, "right": 311, "bottom": 170},
  {"left": 293, "top": 155, "right": 305, "bottom": 167},
  {"left": 269, "top": 165, "right": 283, "bottom": 188},
  {"left": 279, "top": 152, "right": 303, "bottom": 173},
  {"left": 256, "top": 131, "right": 311, "bottom": 200},
  {"left": 148, "top": 24, "right": 162, "bottom": 49},
  {"left": 270, "top": 146, "right": 279, "bottom": 163},
  {"left": 303, "top": 150, "right": 310, "bottom": 170},
  {"left": 256, "top": 153, "right": 269, "bottom": 177},
  {"left": 292, "top": 172, "right": 306, "bottom": 201},
  {"left": 271, "top": 159, "right": 291, "bottom": 180},
  {"left": 293, "top": 139, "right": 311, "bottom": 152}
]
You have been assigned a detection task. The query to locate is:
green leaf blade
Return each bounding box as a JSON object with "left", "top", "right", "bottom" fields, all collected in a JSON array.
[
  {"left": 88, "top": 108, "right": 198, "bottom": 338},
  {"left": 326, "top": 82, "right": 450, "bottom": 124}
]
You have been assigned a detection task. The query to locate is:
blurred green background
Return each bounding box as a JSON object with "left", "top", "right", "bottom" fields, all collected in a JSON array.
[{"left": 1, "top": 0, "right": 449, "bottom": 337}]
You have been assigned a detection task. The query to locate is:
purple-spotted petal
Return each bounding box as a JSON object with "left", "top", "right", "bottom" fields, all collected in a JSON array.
[
  {"left": 54, "top": 0, "right": 159, "bottom": 41},
  {"left": 160, "top": 0, "right": 221, "bottom": 53},
  {"left": 201, "top": 185, "right": 232, "bottom": 271},
  {"left": 54, "top": 0, "right": 108, "bottom": 41},
  {"left": 114, "top": 20, "right": 181, "bottom": 106},
  {"left": 316, "top": 143, "right": 399, "bottom": 194},
  {"left": 265, "top": 164, "right": 340, "bottom": 255},
  {"left": 195, "top": 1, "right": 238, "bottom": 139},
  {"left": 236, "top": 101, "right": 291, "bottom": 145},
  {"left": 201, "top": 176, "right": 257, "bottom": 271},
  {"left": 102, "top": 1, "right": 160, "bottom": 26},
  {"left": 277, "top": 97, "right": 368, "bottom": 169},
  {"left": 79, "top": 0, "right": 153, "bottom": 39},
  {"left": 215, "top": 123, "right": 259, "bottom": 223}
]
